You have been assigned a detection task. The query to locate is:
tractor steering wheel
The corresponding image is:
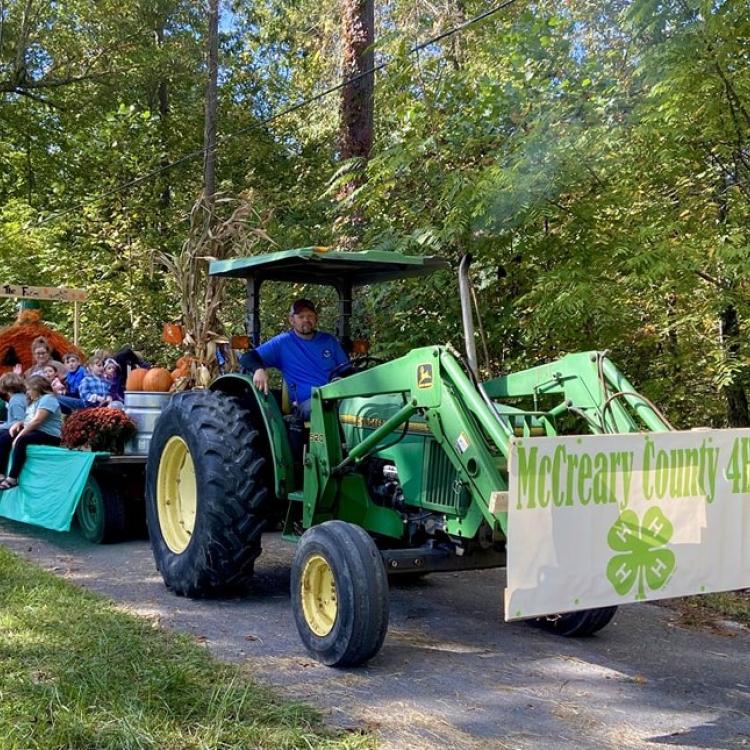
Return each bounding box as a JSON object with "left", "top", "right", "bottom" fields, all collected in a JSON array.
[{"left": 329, "top": 356, "right": 384, "bottom": 381}]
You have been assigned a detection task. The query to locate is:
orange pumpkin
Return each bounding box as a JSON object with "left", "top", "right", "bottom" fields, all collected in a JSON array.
[
  {"left": 171, "top": 366, "right": 189, "bottom": 381},
  {"left": 125, "top": 368, "right": 148, "bottom": 391},
  {"left": 143, "top": 367, "right": 174, "bottom": 392}
]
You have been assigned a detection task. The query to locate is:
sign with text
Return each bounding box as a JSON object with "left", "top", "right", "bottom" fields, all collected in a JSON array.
[
  {"left": 505, "top": 429, "right": 750, "bottom": 620},
  {"left": 0, "top": 284, "right": 87, "bottom": 302}
]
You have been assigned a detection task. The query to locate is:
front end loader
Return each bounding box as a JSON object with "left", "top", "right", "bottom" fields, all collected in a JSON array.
[{"left": 144, "top": 247, "right": 749, "bottom": 666}]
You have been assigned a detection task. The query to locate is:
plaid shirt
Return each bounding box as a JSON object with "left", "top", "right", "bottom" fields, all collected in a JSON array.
[{"left": 79, "top": 374, "right": 110, "bottom": 406}]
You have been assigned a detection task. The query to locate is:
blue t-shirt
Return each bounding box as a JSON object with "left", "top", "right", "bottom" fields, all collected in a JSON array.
[
  {"left": 0, "top": 392, "right": 27, "bottom": 429},
  {"left": 25, "top": 394, "right": 63, "bottom": 438},
  {"left": 256, "top": 331, "right": 349, "bottom": 404}
]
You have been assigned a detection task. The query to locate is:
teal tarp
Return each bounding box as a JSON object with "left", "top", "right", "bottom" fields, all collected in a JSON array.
[{"left": 0, "top": 446, "right": 98, "bottom": 532}]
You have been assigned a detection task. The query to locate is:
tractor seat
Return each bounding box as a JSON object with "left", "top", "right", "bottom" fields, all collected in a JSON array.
[{"left": 280, "top": 379, "right": 310, "bottom": 427}]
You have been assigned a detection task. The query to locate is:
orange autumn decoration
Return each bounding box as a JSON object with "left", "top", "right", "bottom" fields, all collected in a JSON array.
[
  {"left": 175, "top": 355, "right": 195, "bottom": 370},
  {"left": 171, "top": 355, "right": 195, "bottom": 385},
  {"left": 142, "top": 367, "right": 173, "bottom": 392},
  {"left": 0, "top": 309, "right": 85, "bottom": 374},
  {"left": 230, "top": 335, "right": 249, "bottom": 350},
  {"left": 162, "top": 323, "right": 184, "bottom": 345},
  {"left": 125, "top": 368, "right": 148, "bottom": 391}
]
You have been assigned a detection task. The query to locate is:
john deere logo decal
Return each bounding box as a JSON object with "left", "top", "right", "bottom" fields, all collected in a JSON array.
[
  {"left": 606, "top": 507, "right": 675, "bottom": 600},
  {"left": 417, "top": 363, "right": 433, "bottom": 389}
]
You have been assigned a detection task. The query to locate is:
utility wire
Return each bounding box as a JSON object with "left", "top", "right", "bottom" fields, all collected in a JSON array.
[{"left": 11, "top": 0, "right": 519, "bottom": 231}]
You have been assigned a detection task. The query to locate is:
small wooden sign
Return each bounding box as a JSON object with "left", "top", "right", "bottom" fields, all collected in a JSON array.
[{"left": 0, "top": 284, "right": 88, "bottom": 302}]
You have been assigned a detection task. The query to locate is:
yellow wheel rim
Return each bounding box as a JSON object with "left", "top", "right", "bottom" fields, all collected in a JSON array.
[
  {"left": 157, "top": 436, "right": 197, "bottom": 554},
  {"left": 300, "top": 554, "right": 337, "bottom": 637}
]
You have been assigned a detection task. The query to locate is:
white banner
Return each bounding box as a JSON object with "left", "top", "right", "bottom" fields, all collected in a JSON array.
[{"left": 505, "top": 429, "right": 750, "bottom": 621}]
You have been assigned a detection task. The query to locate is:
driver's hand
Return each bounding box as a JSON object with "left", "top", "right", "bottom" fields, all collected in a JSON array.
[{"left": 253, "top": 368, "right": 269, "bottom": 395}]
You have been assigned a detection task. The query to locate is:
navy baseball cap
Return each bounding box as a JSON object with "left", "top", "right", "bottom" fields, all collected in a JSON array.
[{"left": 290, "top": 298, "right": 317, "bottom": 315}]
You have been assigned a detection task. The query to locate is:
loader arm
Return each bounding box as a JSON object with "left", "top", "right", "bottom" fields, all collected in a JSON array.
[
  {"left": 303, "top": 347, "right": 673, "bottom": 542},
  {"left": 305, "top": 346, "right": 509, "bottom": 537},
  {"left": 483, "top": 351, "right": 673, "bottom": 435}
]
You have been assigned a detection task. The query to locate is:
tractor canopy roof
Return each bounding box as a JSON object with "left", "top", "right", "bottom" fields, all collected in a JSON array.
[{"left": 209, "top": 247, "right": 449, "bottom": 286}]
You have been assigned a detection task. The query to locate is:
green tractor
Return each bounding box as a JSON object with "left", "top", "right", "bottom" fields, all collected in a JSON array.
[{"left": 145, "top": 247, "right": 674, "bottom": 666}]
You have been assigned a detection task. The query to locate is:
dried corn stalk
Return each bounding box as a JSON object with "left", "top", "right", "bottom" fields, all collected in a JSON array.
[{"left": 156, "top": 190, "right": 273, "bottom": 385}]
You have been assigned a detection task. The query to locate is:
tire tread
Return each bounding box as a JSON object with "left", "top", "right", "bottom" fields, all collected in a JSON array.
[
  {"left": 145, "top": 390, "right": 273, "bottom": 597},
  {"left": 291, "top": 520, "right": 389, "bottom": 667}
]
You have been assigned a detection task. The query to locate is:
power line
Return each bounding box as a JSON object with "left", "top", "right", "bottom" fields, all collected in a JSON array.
[{"left": 15, "top": 0, "right": 519, "bottom": 230}]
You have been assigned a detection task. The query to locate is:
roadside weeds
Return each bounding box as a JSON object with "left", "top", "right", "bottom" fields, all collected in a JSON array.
[{"left": 662, "top": 590, "right": 750, "bottom": 634}]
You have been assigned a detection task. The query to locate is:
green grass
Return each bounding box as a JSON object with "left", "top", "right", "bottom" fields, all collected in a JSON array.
[{"left": 0, "top": 547, "right": 373, "bottom": 750}]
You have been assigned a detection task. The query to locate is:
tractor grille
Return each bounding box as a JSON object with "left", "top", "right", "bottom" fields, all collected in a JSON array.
[{"left": 423, "top": 441, "right": 462, "bottom": 511}]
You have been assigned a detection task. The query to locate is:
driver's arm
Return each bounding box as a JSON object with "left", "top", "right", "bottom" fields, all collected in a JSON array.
[{"left": 239, "top": 350, "right": 270, "bottom": 394}]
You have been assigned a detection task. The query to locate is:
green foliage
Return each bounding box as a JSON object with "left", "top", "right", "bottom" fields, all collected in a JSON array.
[{"left": 1, "top": 0, "right": 749, "bottom": 425}]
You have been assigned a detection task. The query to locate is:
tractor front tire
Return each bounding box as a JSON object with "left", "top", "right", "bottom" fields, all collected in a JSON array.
[
  {"left": 145, "top": 390, "right": 271, "bottom": 597},
  {"left": 526, "top": 606, "right": 617, "bottom": 637},
  {"left": 291, "top": 521, "right": 389, "bottom": 667}
]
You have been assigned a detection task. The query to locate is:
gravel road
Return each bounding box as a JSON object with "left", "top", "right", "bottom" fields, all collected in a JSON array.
[{"left": 1, "top": 519, "right": 749, "bottom": 750}]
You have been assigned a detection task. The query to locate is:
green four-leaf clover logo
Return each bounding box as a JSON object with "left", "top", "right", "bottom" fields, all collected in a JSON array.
[{"left": 606, "top": 507, "right": 676, "bottom": 601}]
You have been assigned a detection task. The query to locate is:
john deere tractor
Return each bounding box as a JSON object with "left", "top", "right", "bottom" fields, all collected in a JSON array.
[{"left": 145, "top": 247, "right": 674, "bottom": 666}]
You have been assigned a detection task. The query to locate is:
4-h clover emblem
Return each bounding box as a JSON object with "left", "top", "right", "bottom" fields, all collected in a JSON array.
[{"left": 606, "top": 507, "right": 676, "bottom": 601}]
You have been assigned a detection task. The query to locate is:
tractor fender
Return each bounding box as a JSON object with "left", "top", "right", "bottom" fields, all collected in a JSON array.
[{"left": 210, "top": 374, "right": 294, "bottom": 499}]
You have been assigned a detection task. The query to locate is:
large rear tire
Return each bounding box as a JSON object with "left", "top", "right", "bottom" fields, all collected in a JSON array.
[
  {"left": 525, "top": 606, "right": 617, "bottom": 637},
  {"left": 291, "top": 521, "right": 389, "bottom": 667},
  {"left": 145, "top": 390, "right": 272, "bottom": 597}
]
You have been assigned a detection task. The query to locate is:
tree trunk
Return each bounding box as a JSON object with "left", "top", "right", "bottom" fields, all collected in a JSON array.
[
  {"left": 715, "top": 172, "right": 749, "bottom": 426},
  {"left": 666, "top": 291, "right": 679, "bottom": 374},
  {"left": 13, "top": 0, "right": 33, "bottom": 82},
  {"left": 203, "top": 0, "right": 219, "bottom": 205},
  {"left": 720, "top": 304, "right": 749, "bottom": 427},
  {"left": 155, "top": 23, "right": 170, "bottom": 213},
  {"left": 25, "top": 131, "right": 34, "bottom": 203},
  {"left": 339, "top": 0, "right": 374, "bottom": 162},
  {"left": 337, "top": 0, "right": 374, "bottom": 246}
]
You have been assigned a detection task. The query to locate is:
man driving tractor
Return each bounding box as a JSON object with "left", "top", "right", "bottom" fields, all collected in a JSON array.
[{"left": 239, "top": 298, "right": 349, "bottom": 418}]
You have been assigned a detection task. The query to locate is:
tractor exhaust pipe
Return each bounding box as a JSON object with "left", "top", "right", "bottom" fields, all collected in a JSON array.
[{"left": 459, "top": 254, "right": 478, "bottom": 377}]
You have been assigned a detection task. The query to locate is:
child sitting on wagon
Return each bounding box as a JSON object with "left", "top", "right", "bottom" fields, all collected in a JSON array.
[
  {"left": 0, "top": 375, "right": 62, "bottom": 490},
  {"left": 0, "top": 372, "right": 28, "bottom": 429},
  {"left": 62, "top": 352, "right": 86, "bottom": 398},
  {"left": 79, "top": 355, "right": 124, "bottom": 409},
  {"left": 56, "top": 352, "right": 87, "bottom": 412},
  {"left": 103, "top": 358, "right": 125, "bottom": 404},
  {"left": 42, "top": 364, "right": 67, "bottom": 396}
]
